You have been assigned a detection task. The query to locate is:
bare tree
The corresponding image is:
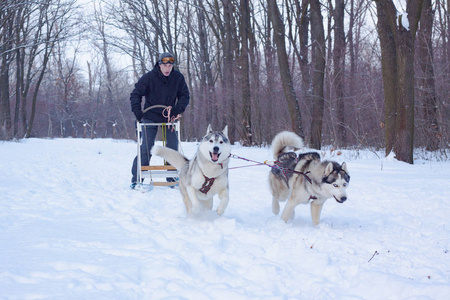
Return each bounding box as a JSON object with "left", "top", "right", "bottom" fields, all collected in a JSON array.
[
  {"left": 267, "top": 0, "right": 304, "bottom": 138},
  {"left": 297, "top": 0, "right": 311, "bottom": 109},
  {"left": 375, "top": 0, "right": 424, "bottom": 163},
  {"left": 195, "top": 0, "right": 217, "bottom": 129},
  {"left": 333, "top": 0, "right": 346, "bottom": 146},
  {"left": 222, "top": 0, "right": 238, "bottom": 143},
  {"left": 1, "top": 0, "right": 448, "bottom": 151},
  {"left": 309, "top": 0, "right": 326, "bottom": 149},
  {"left": 416, "top": 0, "right": 440, "bottom": 150},
  {"left": 0, "top": 0, "right": 77, "bottom": 139},
  {"left": 109, "top": 0, "right": 180, "bottom": 72},
  {"left": 25, "top": 0, "right": 77, "bottom": 138},
  {"left": 238, "top": 0, "right": 253, "bottom": 145},
  {"left": 0, "top": 1, "right": 15, "bottom": 139}
]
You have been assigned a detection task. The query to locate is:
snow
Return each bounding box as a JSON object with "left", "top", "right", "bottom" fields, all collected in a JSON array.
[
  {"left": 1, "top": 138, "right": 449, "bottom": 299},
  {"left": 397, "top": 11, "right": 410, "bottom": 30}
]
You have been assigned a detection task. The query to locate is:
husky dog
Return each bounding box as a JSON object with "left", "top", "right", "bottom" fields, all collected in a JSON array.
[
  {"left": 152, "top": 125, "right": 231, "bottom": 215},
  {"left": 268, "top": 131, "right": 350, "bottom": 226}
]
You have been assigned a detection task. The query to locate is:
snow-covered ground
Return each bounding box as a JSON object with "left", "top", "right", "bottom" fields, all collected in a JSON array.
[{"left": 0, "top": 138, "right": 449, "bottom": 299}]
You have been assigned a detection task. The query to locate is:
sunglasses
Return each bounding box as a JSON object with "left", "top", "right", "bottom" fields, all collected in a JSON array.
[{"left": 160, "top": 57, "right": 175, "bottom": 64}]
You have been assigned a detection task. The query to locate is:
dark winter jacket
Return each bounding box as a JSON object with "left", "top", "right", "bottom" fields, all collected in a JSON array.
[{"left": 130, "top": 63, "right": 190, "bottom": 123}]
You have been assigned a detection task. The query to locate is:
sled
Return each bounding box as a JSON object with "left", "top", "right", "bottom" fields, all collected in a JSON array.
[{"left": 136, "top": 121, "right": 181, "bottom": 189}]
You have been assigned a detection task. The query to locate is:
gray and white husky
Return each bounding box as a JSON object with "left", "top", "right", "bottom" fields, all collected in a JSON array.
[
  {"left": 152, "top": 125, "right": 231, "bottom": 215},
  {"left": 268, "top": 131, "right": 350, "bottom": 226}
]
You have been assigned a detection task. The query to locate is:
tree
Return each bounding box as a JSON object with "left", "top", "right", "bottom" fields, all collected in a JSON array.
[
  {"left": 333, "top": 0, "right": 346, "bottom": 146},
  {"left": 267, "top": 0, "right": 304, "bottom": 138},
  {"left": 238, "top": 0, "right": 253, "bottom": 145},
  {"left": 25, "top": 0, "right": 77, "bottom": 138},
  {"left": 0, "top": 0, "right": 15, "bottom": 139},
  {"left": 0, "top": 0, "right": 77, "bottom": 139},
  {"left": 309, "top": 0, "right": 326, "bottom": 149},
  {"left": 375, "top": 0, "right": 424, "bottom": 163},
  {"left": 222, "top": 0, "right": 238, "bottom": 144},
  {"left": 195, "top": 0, "right": 217, "bottom": 130},
  {"left": 416, "top": 0, "right": 440, "bottom": 150}
]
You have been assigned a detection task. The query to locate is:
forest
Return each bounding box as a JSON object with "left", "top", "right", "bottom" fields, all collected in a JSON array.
[{"left": 0, "top": 0, "right": 449, "bottom": 163}]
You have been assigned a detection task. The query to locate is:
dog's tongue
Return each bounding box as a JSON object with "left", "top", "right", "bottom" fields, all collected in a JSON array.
[{"left": 211, "top": 152, "right": 219, "bottom": 162}]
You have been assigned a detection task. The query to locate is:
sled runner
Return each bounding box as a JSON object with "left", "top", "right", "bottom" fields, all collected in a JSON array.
[{"left": 136, "top": 121, "right": 181, "bottom": 189}]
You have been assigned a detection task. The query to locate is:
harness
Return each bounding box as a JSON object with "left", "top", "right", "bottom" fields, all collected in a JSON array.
[
  {"left": 198, "top": 160, "right": 225, "bottom": 194},
  {"left": 272, "top": 153, "right": 297, "bottom": 186},
  {"left": 199, "top": 176, "right": 215, "bottom": 194},
  {"left": 230, "top": 154, "right": 312, "bottom": 184}
]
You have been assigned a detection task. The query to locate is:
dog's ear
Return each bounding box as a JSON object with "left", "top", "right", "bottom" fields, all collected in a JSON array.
[
  {"left": 222, "top": 125, "right": 228, "bottom": 137},
  {"left": 341, "top": 162, "right": 348, "bottom": 174},
  {"left": 207, "top": 124, "right": 212, "bottom": 134},
  {"left": 324, "top": 162, "right": 334, "bottom": 176}
]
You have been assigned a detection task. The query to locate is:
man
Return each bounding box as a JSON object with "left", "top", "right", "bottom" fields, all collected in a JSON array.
[{"left": 130, "top": 52, "right": 190, "bottom": 188}]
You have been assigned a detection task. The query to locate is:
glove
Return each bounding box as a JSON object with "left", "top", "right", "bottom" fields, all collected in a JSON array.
[
  {"left": 170, "top": 107, "right": 180, "bottom": 116},
  {"left": 135, "top": 111, "right": 144, "bottom": 122}
]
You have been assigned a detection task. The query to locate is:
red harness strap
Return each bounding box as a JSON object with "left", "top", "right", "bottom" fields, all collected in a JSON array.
[{"left": 199, "top": 176, "right": 215, "bottom": 194}]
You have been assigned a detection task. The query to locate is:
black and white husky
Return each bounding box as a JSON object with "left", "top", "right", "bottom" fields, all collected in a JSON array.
[
  {"left": 152, "top": 125, "right": 231, "bottom": 215},
  {"left": 268, "top": 131, "right": 350, "bottom": 226}
]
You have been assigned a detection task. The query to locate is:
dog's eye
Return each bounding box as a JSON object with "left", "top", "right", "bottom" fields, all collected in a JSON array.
[
  {"left": 333, "top": 183, "right": 338, "bottom": 188},
  {"left": 220, "top": 141, "right": 223, "bottom": 144},
  {"left": 209, "top": 139, "right": 213, "bottom": 143},
  {"left": 343, "top": 183, "right": 347, "bottom": 187}
]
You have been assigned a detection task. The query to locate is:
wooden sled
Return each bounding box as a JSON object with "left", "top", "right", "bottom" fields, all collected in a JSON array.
[{"left": 136, "top": 121, "right": 181, "bottom": 188}]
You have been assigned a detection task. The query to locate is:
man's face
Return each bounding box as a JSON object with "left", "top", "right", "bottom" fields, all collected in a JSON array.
[{"left": 160, "top": 63, "right": 174, "bottom": 77}]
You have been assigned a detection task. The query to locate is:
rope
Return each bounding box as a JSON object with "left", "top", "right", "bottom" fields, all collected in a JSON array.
[
  {"left": 142, "top": 104, "right": 168, "bottom": 114},
  {"left": 230, "top": 154, "right": 312, "bottom": 184},
  {"left": 162, "top": 106, "right": 181, "bottom": 130},
  {"left": 229, "top": 163, "right": 267, "bottom": 170},
  {"left": 162, "top": 123, "right": 167, "bottom": 147}
]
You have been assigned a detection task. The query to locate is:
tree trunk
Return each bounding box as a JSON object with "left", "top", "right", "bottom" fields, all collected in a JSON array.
[
  {"left": 263, "top": 9, "right": 277, "bottom": 142},
  {"left": 185, "top": 5, "right": 194, "bottom": 141},
  {"left": 0, "top": 58, "right": 12, "bottom": 139},
  {"left": 417, "top": 0, "right": 439, "bottom": 150},
  {"left": 448, "top": 0, "right": 450, "bottom": 65},
  {"left": 267, "top": 0, "right": 304, "bottom": 138},
  {"left": 223, "top": 0, "right": 236, "bottom": 144},
  {"left": 238, "top": 0, "right": 252, "bottom": 145},
  {"left": 297, "top": 0, "right": 311, "bottom": 110},
  {"left": 26, "top": 44, "right": 53, "bottom": 138},
  {"left": 0, "top": 5, "right": 14, "bottom": 139},
  {"left": 309, "top": 0, "right": 326, "bottom": 149},
  {"left": 375, "top": 0, "right": 424, "bottom": 164},
  {"left": 375, "top": 1, "right": 397, "bottom": 155},
  {"left": 333, "top": 0, "right": 346, "bottom": 146},
  {"left": 196, "top": 1, "right": 217, "bottom": 129}
]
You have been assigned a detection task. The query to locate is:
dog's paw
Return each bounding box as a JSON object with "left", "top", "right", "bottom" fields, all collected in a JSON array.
[
  {"left": 216, "top": 203, "right": 227, "bottom": 215},
  {"left": 216, "top": 197, "right": 229, "bottom": 216},
  {"left": 216, "top": 205, "right": 227, "bottom": 215}
]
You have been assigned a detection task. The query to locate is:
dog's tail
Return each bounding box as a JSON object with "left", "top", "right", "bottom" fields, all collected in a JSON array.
[
  {"left": 151, "top": 146, "right": 189, "bottom": 170},
  {"left": 271, "top": 131, "right": 304, "bottom": 159}
]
